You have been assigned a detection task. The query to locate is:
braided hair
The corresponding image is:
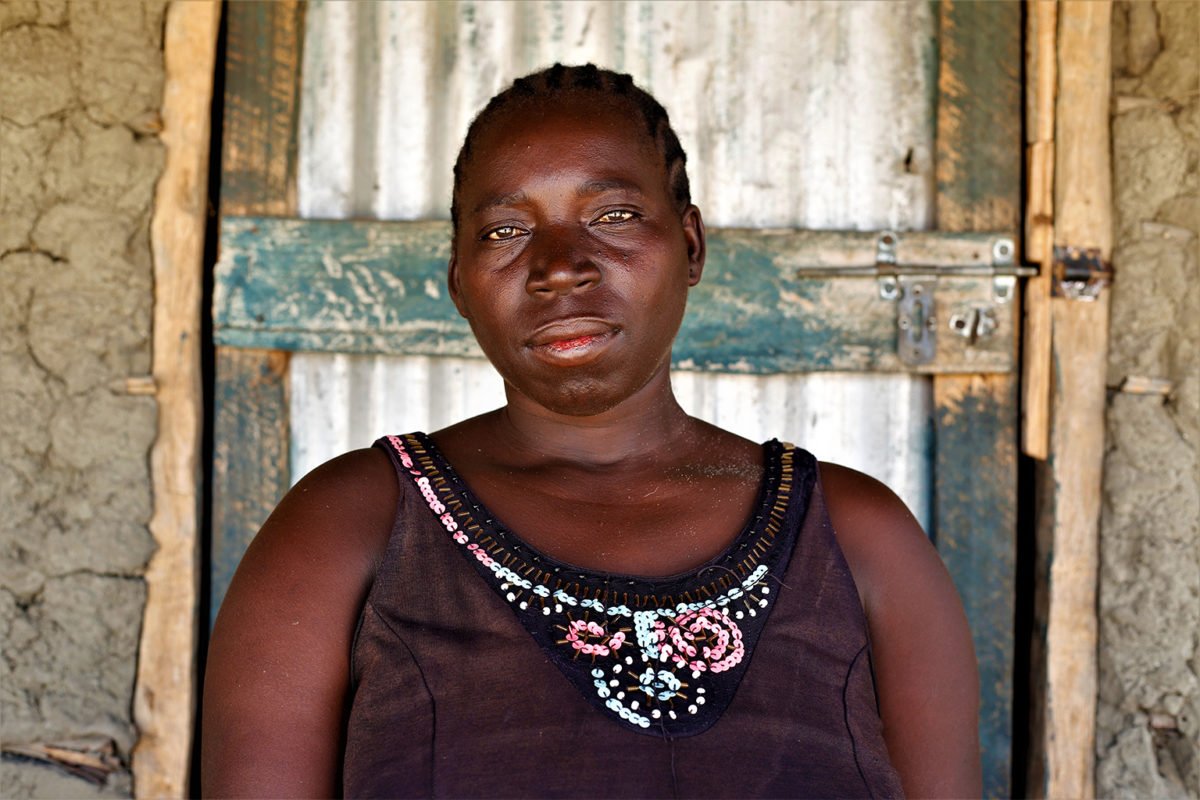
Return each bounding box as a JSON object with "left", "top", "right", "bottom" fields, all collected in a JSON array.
[{"left": 451, "top": 63, "right": 691, "bottom": 234}]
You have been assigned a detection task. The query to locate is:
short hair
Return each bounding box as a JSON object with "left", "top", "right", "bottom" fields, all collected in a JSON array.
[{"left": 451, "top": 63, "right": 691, "bottom": 234}]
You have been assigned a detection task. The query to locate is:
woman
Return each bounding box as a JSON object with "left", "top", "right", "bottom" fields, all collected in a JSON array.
[{"left": 203, "top": 64, "right": 979, "bottom": 798}]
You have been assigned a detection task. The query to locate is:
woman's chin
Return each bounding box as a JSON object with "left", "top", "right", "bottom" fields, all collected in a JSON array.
[{"left": 518, "top": 378, "right": 626, "bottom": 418}]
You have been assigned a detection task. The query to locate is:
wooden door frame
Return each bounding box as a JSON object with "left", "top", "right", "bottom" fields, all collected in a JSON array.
[
  {"left": 204, "top": 2, "right": 1024, "bottom": 796},
  {"left": 1022, "top": 2, "right": 1114, "bottom": 797},
  {"left": 132, "top": 1, "right": 222, "bottom": 797}
]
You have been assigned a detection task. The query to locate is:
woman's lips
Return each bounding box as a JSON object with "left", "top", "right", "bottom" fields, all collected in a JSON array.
[
  {"left": 527, "top": 321, "right": 618, "bottom": 363},
  {"left": 547, "top": 334, "right": 599, "bottom": 352}
]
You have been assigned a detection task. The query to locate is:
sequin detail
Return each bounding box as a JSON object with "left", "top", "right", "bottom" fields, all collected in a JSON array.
[{"left": 384, "top": 433, "right": 801, "bottom": 738}]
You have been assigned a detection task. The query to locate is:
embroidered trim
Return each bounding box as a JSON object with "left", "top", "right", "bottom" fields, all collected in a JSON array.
[{"left": 383, "top": 432, "right": 803, "bottom": 737}]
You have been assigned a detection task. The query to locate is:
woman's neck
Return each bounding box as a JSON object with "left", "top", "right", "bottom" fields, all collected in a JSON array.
[{"left": 495, "top": 370, "right": 700, "bottom": 468}]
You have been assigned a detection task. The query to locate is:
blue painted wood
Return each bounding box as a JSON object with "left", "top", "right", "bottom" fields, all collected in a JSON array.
[
  {"left": 933, "top": 1, "right": 1022, "bottom": 796},
  {"left": 933, "top": 375, "right": 1017, "bottom": 799},
  {"left": 214, "top": 216, "right": 1016, "bottom": 374},
  {"left": 210, "top": 0, "right": 304, "bottom": 630},
  {"left": 210, "top": 348, "right": 291, "bottom": 625}
]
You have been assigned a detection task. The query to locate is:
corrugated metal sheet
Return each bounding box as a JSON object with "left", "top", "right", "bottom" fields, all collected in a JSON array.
[{"left": 290, "top": 0, "right": 936, "bottom": 525}]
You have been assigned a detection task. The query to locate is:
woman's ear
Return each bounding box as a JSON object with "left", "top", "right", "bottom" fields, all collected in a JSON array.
[
  {"left": 448, "top": 253, "right": 470, "bottom": 319},
  {"left": 682, "top": 204, "right": 706, "bottom": 286}
]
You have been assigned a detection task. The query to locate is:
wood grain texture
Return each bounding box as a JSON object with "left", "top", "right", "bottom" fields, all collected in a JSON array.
[
  {"left": 210, "top": 348, "right": 291, "bottom": 623},
  {"left": 1054, "top": 2, "right": 1115, "bottom": 257},
  {"left": 1022, "top": 0, "right": 1058, "bottom": 460},
  {"left": 935, "top": 0, "right": 1022, "bottom": 234},
  {"left": 933, "top": 373, "right": 1018, "bottom": 799},
  {"left": 933, "top": 2, "right": 1022, "bottom": 795},
  {"left": 1037, "top": 3, "right": 1113, "bottom": 798},
  {"left": 213, "top": 217, "right": 1017, "bottom": 374},
  {"left": 133, "top": 2, "right": 221, "bottom": 796},
  {"left": 1023, "top": 0, "right": 1058, "bottom": 788},
  {"left": 1042, "top": 295, "right": 1109, "bottom": 799},
  {"left": 220, "top": 0, "right": 304, "bottom": 216},
  {"left": 212, "top": 0, "right": 304, "bottom": 626}
]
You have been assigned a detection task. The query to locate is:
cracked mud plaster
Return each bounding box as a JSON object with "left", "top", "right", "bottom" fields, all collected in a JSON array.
[
  {"left": 1099, "top": 2, "right": 1200, "bottom": 797},
  {"left": 0, "top": 0, "right": 167, "bottom": 796}
]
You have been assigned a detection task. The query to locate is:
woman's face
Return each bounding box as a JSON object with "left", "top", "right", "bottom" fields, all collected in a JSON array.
[{"left": 450, "top": 96, "right": 705, "bottom": 417}]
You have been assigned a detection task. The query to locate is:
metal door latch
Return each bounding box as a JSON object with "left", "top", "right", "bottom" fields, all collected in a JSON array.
[
  {"left": 876, "top": 232, "right": 937, "bottom": 365},
  {"left": 871, "top": 230, "right": 1032, "bottom": 366},
  {"left": 949, "top": 307, "right": 997, "bottom": 343},
  {"left": 895, "top": 275, "right": 937, "bottom": 365}
]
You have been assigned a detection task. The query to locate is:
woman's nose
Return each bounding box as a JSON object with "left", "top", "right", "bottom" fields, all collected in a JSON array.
[{"left": 525, "top": 227, "right": 601, "bottom": 297}]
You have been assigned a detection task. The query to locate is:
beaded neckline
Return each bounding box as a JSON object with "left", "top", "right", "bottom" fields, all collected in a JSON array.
[{"left": 380, "top": 432, "right": 810, "bottom": 737}]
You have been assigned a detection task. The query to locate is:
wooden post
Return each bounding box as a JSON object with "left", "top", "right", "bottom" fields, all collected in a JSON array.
[
  {"left": 1034, "top": 3, "right": 1113, "bottom": 797},
  {"left": 210, "top": 0, "right": 306, "bottom": 621},
  {"left": 133, "top": 1, "right": 221, "bottom": 796},
  {"left": 1022, "top": 1, "right": 1057, "bottom": 460},
  {"left": 933, "top": 2, "right": 1022, "bottom": 796}
]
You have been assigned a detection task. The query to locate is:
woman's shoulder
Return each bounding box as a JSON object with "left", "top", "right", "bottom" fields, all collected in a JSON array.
[
  {"left": 815, "top": 460, "right": 981, "bottom": 797},
  {"left": 214, "top": 444, "right": 401, "bottom": 627},
  {"left": 272, "top": 444, "right": 400, "bottom": 566},
  {"left": 815, "top": 461, "right": 930, "bottom": 613},
  {"left": 202, "top": 444, "right": 402, "bottom": 796}
]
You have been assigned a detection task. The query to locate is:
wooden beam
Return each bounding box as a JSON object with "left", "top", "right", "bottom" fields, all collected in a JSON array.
[
  {"left": 933, "top": 373, "right": 1018, "bottom": 796},
  {"left": 1037, "top": 3, "right": 1113, "bottom": 797},
  {"left": 933, "top": 2, "right": 1022, "bottom": 796},
  {"left": 133, "top": 2, "right": 221, "bottom": 797},
  {"left": 210, "top": 348, "right": 291, "bottom": 622},
  {"left": 214, "top": 217, "right": 1018, "bottom": 374},
  {"left": 220, "top": 0, "right": 305, "bottom": 218},
  {"left": 935, "top": 0, "right": 1023, "bottom": 233},
  {"left": 210, "top": 0, "right": 306, "bottom": 621},
  {"left": 1022, "top": 0, "right": 1058, "bottom": 460}
]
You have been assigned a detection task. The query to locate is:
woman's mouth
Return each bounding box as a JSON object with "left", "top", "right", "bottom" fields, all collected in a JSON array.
[{"left": 528, "top": 323, "right": 618, "bottom": 364}]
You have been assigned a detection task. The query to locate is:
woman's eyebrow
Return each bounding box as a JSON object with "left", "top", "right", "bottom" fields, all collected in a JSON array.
[
  {"left": 473, "top": 190, "right": 528, "bottom": 215},
  {"left": 473, "top": 180, "right": 643, "bottom": 215},
  {"left": 577, "top": 178, "right": 644, "bottom": 197}
]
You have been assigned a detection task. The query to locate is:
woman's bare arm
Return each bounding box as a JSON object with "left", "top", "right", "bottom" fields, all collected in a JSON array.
[
  {"left": 201, "top": 447, "right": 398, "bottom": 798},
  {"left": 821, "top": 462, "right": 982, "bottom": 799}
]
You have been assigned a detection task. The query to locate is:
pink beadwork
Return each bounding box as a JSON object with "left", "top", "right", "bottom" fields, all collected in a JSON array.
[
  {"left": 465, "top": 542, "right": 497, "bottom": 568},
  {"left": 656, "top": 607, "right": 745, "bottom": 674},
  {"left": 391, "top": 438, "right": 463, "bottom": 537},
  {"left": 563, "top": 619, "right": 626, "bottom": 657}
]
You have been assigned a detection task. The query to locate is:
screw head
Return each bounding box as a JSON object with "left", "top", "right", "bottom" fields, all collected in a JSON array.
[{"left": 992, "top": 238, "right": 1015, "bottom": 264}]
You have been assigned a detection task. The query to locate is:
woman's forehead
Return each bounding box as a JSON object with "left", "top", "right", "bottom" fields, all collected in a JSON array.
[{"left": 460, "top": 98, "right": 667, "bottom": 201}]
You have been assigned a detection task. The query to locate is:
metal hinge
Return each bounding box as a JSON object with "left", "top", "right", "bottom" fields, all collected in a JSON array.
[{"left": 1053, "top": 246, "right": 1111, "bottom": 300}]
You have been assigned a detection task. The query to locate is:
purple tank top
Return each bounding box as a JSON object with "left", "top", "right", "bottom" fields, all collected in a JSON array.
[{"left": 343, "top": 433, "right": 904, "bottom": 798}]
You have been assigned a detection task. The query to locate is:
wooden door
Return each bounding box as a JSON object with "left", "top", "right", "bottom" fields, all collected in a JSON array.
[{"left": 211, "top": 2, "right": 1021, "bottom": 794}]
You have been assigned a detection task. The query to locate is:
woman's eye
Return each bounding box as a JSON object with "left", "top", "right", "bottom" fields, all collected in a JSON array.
[
  {"left": 596, "top": 210, "right": 636, "bottom": 224},
  {"left": 484, "top": 225, "right": 525, "bottom": 241}
]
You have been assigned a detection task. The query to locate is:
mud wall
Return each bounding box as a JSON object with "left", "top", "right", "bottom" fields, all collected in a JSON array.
[
  {"left": 0, "top": 0, "right": 166, "bottom": 796},
  {"left": 1098, "top": 1, "right": 1200, "bottom": 796}
]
